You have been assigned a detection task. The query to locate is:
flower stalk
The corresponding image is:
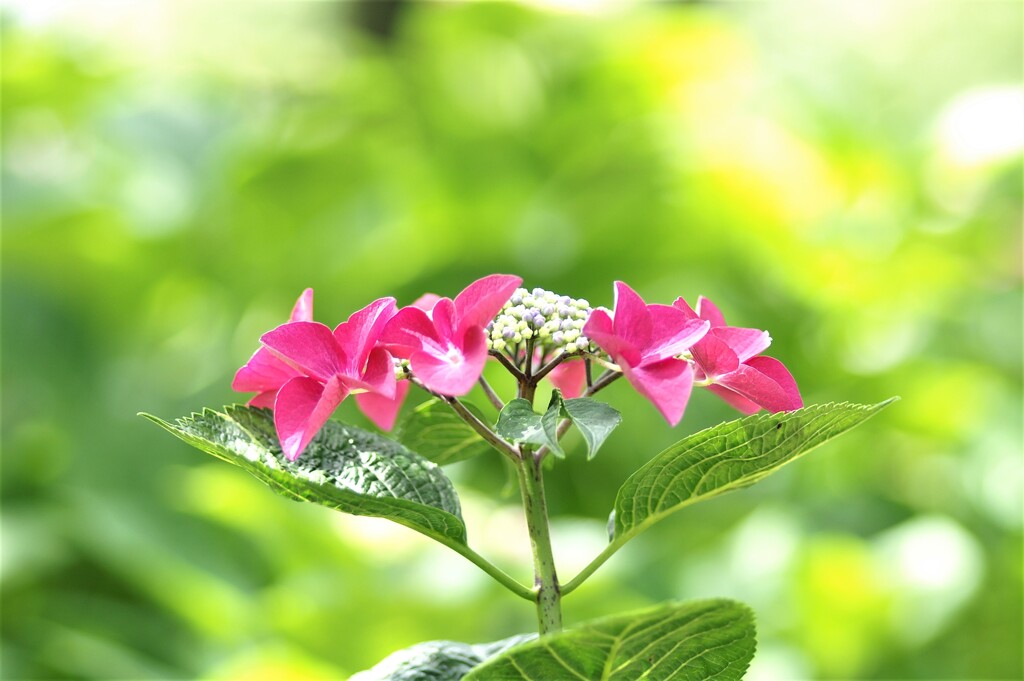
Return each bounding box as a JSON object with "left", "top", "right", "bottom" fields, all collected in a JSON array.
[{"left": 517, "top": 447, "right": 562, "bottom": 634}]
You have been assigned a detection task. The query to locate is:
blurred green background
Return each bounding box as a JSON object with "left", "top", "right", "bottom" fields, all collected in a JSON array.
[{"left": 2, "top": 1, "right": 1021, "bottom": 679}]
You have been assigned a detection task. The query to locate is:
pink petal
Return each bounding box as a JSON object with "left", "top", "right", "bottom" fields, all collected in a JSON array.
[
  {"left": 380, "top": 306, "right": 443, "bottom": 359},
  {"left": 645, "top": 304, "right": 710, "bottom": 360},
  {"left": 714, "top": 356, "right": 802, "bottom": 413},
  {"left": 548, "top": 359, "right": 587, "bottom": 398},
  {"left": 746, "top": 355, "right": 802, "bottom": 410},
  {"left": 289, "top": 288, "right": 314, "bottom": 322},
  {"left": 584, "top": 308, "right": 642, "bottom": 367},
  {"left": 711, "top": 326, "right": 771, "bottom": 363},
  {"left": 412, "top": 293, "right": 441, "bottom": 312},
  {"left": 356, "top": 380, "right": 410, "bottom": 431},
  {"left": 261, "top": 322, "right": 347, "bottom": 382},
  {"left": 409, "top": 326, "right": 488, "bottom": 396},
  {"left": 621, "top": 358, "right": 694, "bottom": 426},
  {"left": 341, "top": 347, "right": 397, "bottom": 399},
  {"left": 248, "top": 390, "right": 278, "bottom": 409},
  {"left": 611, "top": 281, "right": 653, "bottom": 352},
  {"left": 333, "top": 297, "right": 397, "bottom": 374},
  {"left": 696, "top": 296, "right": 727, "bottom": 327},
  {"left": 232, "top": 347, "right": 301, "bottom": 392},
  {"left": 672, "top": 296, "right": 700, "bottom": 321},
  {"left": 431, "top": 298, "right": 457, "bottom": 343},
  {"left": 691, "top": 334, "right": 740, "bottom": 378},
  {"left": 274, "top": 375, "right": 348, "bottom": 460},
  {"left": 453, "top": 274, "right": 522, "bottom": 333},
  {"left": 706, "top": 384, "right": 763, "bottom": 415}
]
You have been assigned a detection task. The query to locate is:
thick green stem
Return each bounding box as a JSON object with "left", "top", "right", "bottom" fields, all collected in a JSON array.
[{"left": 517, "top": 449, "right": 562, "bottom": 634}]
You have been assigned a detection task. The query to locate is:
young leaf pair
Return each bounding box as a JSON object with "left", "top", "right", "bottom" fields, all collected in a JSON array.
[{"left": 495, "top": 390, "right": 621, "bottom": 460}]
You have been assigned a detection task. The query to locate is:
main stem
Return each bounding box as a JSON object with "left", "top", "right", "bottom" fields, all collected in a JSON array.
[
  {"left": 516, "top": 378, "right": 562, "bottom": 635},
  {"left": 517, "top": 448, "right": 562, "bottom": 634}
]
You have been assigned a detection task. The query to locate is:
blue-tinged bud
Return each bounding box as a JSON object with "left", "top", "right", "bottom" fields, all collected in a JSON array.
[{"left": 487, "top": 284, "right": 594, "bottom": 358}]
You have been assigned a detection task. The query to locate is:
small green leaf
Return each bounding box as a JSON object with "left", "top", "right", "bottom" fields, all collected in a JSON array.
[
  {"left": 494, "top": 392, "right": 622, "bottom": 460},
  {"left": 464, "top": 599, "right": 756, "bottom": 681},
  {"left": 495, "top": 398, "right": 563, "bottom": 456},
  {"left": 395, "top": 398, "right": 493, "bottom": 465},
  {"left": 614, "top": 400, "right": 896, "bottom": 541},
  {"left": 351, "top": 634, "right": 535, "bottom": 681},
  {"left": 142, "top": 405, "right": 467, "bottom": 545},
  {"left": 559, "top": 395, "right": 621, "bottom": 460}
]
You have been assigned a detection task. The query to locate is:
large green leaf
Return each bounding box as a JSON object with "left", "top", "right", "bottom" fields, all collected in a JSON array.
[
  {"left": 395, "top": 398, "right": 493, "bottom": 465},
  {"left": 351, "top": 634, "right": 535, "bottom": 681},
  {"left": 142, "top": 405, "right": 467, "bottom": 545},
  {"left": 614, "top": 400, "right": 896, "bottom": 540},
  {"left": 464, "top": 599, "right": 755, "bottom": 680}
]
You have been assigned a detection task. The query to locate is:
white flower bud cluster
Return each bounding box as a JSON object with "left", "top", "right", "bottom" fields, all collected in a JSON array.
[{"left": 486, "top": 287, "right": 594, "bottom": 356}]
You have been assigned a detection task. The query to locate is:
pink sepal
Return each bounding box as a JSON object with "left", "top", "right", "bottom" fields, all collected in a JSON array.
[
  {"left": 621, "top": 358, "right": 694, "bottom": 426},
  {"left": 248, "top": 391, "right": 278, "bottom": 409},
  {"left": 711, "top": 327, "right": 770, "bottom": 363},
  {"left": 548, "top": 359, "right": 587, "bottom": 398},
  {"left": 380, "top": 306, "right": 441, "bottom": 359},
  {"left": 333, "top": 297, "right": 397, "bottom": 374},
  {"left": 714, "top": 356, "right": 802, "bottom": 413},
  {"left": 261, "top": 321, "right": 347, "bottom": 382},
  {"left": 691, "top": 334, "right": 740, "bottom": 379},
  {"left": 233, "top": 347, "right": 301, "bottom": 392},
  {"left": 584, "top": 308, "right": 642, "bottom": 367},
  {"left": 289, "top": 288, "right": 315, "bottom": 322},
  {"left": 453, "top": 274, "right": 522, "bottom": 333},
  {"left": 410, "top": 326, "right": 488, "bottom": 396},
  {"left": 274, "top": 375, "right": 348, "bottom": 460},
  {"left": 356, "top": 380, "right": 410, "bottom": 431}
]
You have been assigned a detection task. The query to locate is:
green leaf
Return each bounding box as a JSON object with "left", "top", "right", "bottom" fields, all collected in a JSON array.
[
  {"left": 559, "top": 395, "right": 621, "bottom": 460},
  {"left": 351, "top": 634, "right": 535, "bottom": 681},
  {"left": 464, "top": 599, "right": 756, "bottom": 681},
  {"left": 614, "top": 400, "right": 896, "bottom": 541},
  {"left": 495, "top": 398, "right": 562, "bottom": 456},
  {"left": 395, "top": 398, "right": 493, "bottom": 465},
  {"left": 141, "top": 405, "right": 467, "bottom": 545},
  {"left": 494, "top": 392, "right": 622, "bottom": 460}
]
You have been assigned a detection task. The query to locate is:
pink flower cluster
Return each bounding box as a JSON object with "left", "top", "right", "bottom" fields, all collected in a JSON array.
[
  {"left": 234, "top": 275, "right": 522, "bottom": 460},
  {"left": 233, "top": 275, "right": 801, "bottom": 461},
  {"left": 583, "top": 281, "right": 802, "bottom": 426}
]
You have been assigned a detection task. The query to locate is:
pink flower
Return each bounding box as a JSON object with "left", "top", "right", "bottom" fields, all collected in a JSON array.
[
  {"left": 232, "top": 289, "right": 314, "bottom": 409},
  {"left": 584, "top": 281, "right": 709, "bottom": 425},
  {"left": 259, "top": 297, "right": 401, "bottom": 460},
  {"left": 673, "top": 296, "right": 802, "bottom": 414},
  {"left": 381, "top": 274, "right": 523, "bottom": 396}
]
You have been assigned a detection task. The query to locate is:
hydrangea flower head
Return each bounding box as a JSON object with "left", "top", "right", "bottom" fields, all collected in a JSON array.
[
  {"left": 584, "top": 281, "right": 709, "bottom": 425},
  {"left": 259, "top": 296, "right": 400, "bottom": 460},
  {"left": 381, "top": 274, "right": 523, "bottom": 396}
]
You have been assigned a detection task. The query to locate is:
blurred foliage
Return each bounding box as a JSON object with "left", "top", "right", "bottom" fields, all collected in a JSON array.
[{"left": 2, "top": 1, "right": 1021, "bottom": 679}]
